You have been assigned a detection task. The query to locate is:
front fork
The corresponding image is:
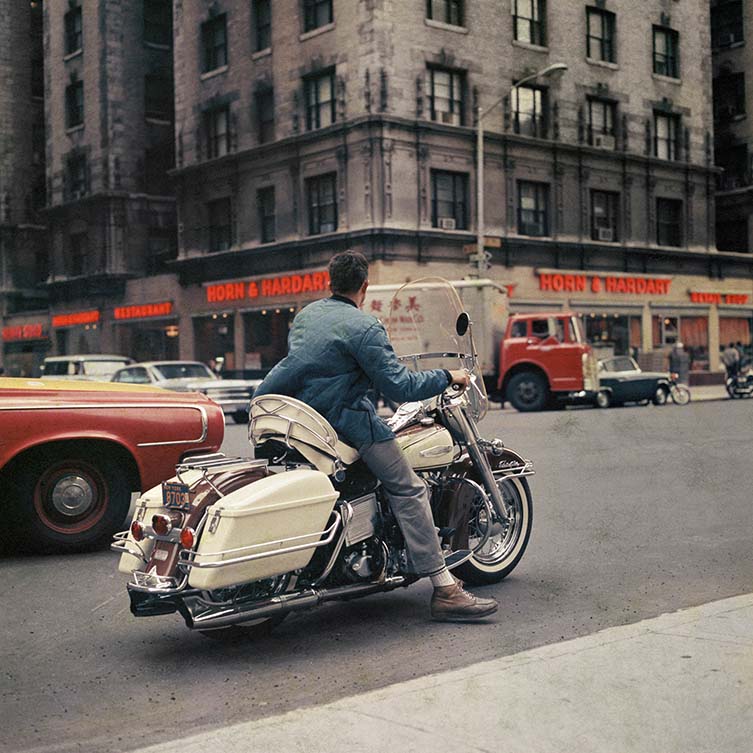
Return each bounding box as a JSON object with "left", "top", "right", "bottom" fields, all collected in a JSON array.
[{"left": 445, "top": 403, "right": 512, "bottom": 523}]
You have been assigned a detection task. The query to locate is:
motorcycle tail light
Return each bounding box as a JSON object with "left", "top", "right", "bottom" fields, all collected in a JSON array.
[
  {"left": 131, "top": 520, "right": 144, "bottom": 541},
  {"left": 152, "top": 514, "right": 172, "bottom": 536},
  {"left": 180, "top": 527, "right": 196, "bottom": 549}
]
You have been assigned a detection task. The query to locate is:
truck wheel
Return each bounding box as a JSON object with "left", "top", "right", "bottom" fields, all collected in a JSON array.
[
  {"left": 507, "top": 372, "right": 549, "bottom": 412},
  {"left": 8, "top": 448, "right": 131, "bottom": 553}
]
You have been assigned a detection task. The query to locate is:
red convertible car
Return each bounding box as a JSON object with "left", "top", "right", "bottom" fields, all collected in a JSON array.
[{"left": 0, "top": 377, "right": 225, "bottom": 553}]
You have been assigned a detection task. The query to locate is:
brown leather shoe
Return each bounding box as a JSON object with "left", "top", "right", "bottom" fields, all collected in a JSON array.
[{"left": 430, "top": 582, "right": 498, "bottom": 622}]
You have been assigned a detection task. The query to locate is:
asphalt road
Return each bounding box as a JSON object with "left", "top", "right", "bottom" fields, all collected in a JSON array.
[{"left": 2, "top": 400, "right": 752, "bottom": 753}]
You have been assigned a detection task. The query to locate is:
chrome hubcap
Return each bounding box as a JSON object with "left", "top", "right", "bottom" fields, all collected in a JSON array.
[{"left": 51, "top": 475, "right": 95, "bottom": 517}]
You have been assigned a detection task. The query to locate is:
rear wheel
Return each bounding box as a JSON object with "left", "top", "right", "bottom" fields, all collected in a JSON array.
[
  {"left": 670, "top": 385, "right": 691, "bottom": 405},
  {"left": 8, "top": 447, "right": 131, "bottom": 553},
  {"left": 507, "top": 372, "right": 548, "bottom": 412},
  {"left": 453, "top": 476, "right": 533, "bottom": 586},
  {"left": 232, "top": 409, "right": 249, "bottom": 424}
]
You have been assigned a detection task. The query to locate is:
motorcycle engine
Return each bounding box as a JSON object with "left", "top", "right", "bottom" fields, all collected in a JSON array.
[{"left": 339, "top": 538, "right": 385, "bottom": 583}]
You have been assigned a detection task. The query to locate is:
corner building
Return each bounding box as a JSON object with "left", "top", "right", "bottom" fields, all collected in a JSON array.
[{"left": 170, "top": 0, "right": 751, "bottom": 378}]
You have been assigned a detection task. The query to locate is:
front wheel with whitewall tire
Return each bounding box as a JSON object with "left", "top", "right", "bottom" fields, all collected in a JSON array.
[
  {"left": 670, "top": 385, "right": 691, "bottom": 405},
  {"left": 595, "top": 390, "right": 612, "bottom": 409},
  {"left": 507, "top": 372, "right": 549, "bottom": 412},
  {"left": 453, "top": 476, "right": 533, "bottom": 586}
]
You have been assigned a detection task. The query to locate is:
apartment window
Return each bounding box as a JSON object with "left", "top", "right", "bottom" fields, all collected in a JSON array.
[
  {"left": 517, "top": 181, "right": 549, "bottom": 236},
  {"left": 65, "top": 81, "right": 84, "bottom": 128},
  {"left": 208, "top": 198, "right": 232, "bottom": 252},
  {"left": 305, "top": 70, "right": 336, "bottom": 130},
  {"left": 427, "top": 67, "right": 466, "bottom": 126},
  {"left": 653, "top": 26, "right": 679, "bottom": 78},
  {"left": 591, "top": 190, "right": 619, "bottom": 242},
  {"left": 66, "top": 154, "right": 88, "bottom": 200},
  {"left": 513, "top": 84, "right": 547, "bottom": 138},
  {"left": 426, "top": 0, "right": 464, "bottom": 26},
  {"left": 656, "top": 198, "right": 682, "bottom": 247},
  {"left": 306, "top": 173, "right": 337, "bottom": 235},
  {"left": 716, "top": 218, "right": 749, "bottom": 252},
  {"left": 256, "top": 88, "right": 275, "bottom": 143},
  {"left": 204, "top": 106, "right": 230, "bottom": 159},
  {"left": 431, "top": 171, "right": 468, "bottom": 230},
  {"left": 715, "top": 143, "right": 749, "bottom": 190},
  {"left": 31, "top": 56, "right": 44, "bottom": 98},
  {"left": 258, "top": 187, "right": 276, "bottom": 243},
  {"left": 202, "top": 14, "right": 228, "bottom": 72},
  {"left": 586, "top": 7, "right": 615, "bottom": 63},
  {"left": 587, "top": 98, "right": 616, "bottom": 148},
  {"left": 713, "top": 72, "right": 746, "bottom": 121},
  {"left": 145, "top": 75, "right": 173, "bottom": 121},
  {"left": 144, "top": 0, "right": 172, "bottom": 46},
  {"left": 711, "top": 1, "right": 744, "bottom": 48},
  {"left": 68, "top": 233, "right": 87, "bottom": 276},
  {"left": 64, "top": 7, "right": 82, "bottom": 55},
  {"left": 654, "top": 112, "right": 681, "bottom": 161},
  {"left": 513, "top": 0, "right": 546, "bottom": 46},
  {"left": 303, "top": 0, "right": 333, "bottom": 32},
  {"left": 253, "top": 0, "right": 272, "bottom": 51}
]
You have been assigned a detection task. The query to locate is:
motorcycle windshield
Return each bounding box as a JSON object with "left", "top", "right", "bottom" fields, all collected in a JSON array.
[{"left": 385, "top": 277, "right": 488, "bottom": 420}]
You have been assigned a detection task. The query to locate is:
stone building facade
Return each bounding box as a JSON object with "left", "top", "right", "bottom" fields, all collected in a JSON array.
[
  {"left": 171, "top": 0, "right": 746, "bottom": 376},
  {"left": 0, "top": 0, "right": 47, "bottom": 375}
]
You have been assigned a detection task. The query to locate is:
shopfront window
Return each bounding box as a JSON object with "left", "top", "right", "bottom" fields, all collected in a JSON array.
[
  {"left": 194, "top": 313, "right": 236, "bottom": 372},
  {"left": 652, "top": 315, "right": 709, "bottom": 371},
  {"left": 720, "top": 317, "right": 752, "bottom": 363},
  {"left": 585, "top": 313, "right": 642, "bottom": 359},
  {"left": 243, "top": 308, "right": 295, "bottom": 373}
]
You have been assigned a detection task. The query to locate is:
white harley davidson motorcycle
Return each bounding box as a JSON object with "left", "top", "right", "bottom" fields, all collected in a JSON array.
[{"left": 112, "top": 278, "right": 534, "bottom": 637}]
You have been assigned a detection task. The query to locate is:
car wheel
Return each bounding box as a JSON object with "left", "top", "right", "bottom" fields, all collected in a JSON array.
[
  {"left": 595, "top": 390, "right": 612, "bottom": 409},
  {"left": 8, "top": 448, "right": 131, "bottom": 553},
  {"left": 232, "top": 409, "right": 249, "bottom": 424},
  {"left": 507, "top": 372, "right": 549, "bottom": 412},
  {"left": 652, "top": 386, "right": 669, "bottom": 406}
]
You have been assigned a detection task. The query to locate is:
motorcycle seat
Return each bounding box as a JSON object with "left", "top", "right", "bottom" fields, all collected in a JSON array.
[{"left": 249, "top": 394, "right": 360, "bottom": 477}]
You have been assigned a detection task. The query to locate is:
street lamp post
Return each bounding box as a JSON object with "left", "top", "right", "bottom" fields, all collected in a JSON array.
[{"left": 474, "top": 63, "right": 568, "bottom": 276}]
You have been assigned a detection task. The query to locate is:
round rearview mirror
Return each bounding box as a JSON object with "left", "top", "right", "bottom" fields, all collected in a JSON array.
[{"left": 456, "top": 312, "right": 470, "bottom": 337}]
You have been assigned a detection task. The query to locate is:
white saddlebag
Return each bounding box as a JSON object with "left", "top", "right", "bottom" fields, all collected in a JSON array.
[{"left": 186, "top": 469, "right": 338, "bottom": 590}]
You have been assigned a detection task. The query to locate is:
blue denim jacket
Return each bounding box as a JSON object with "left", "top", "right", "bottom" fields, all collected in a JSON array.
[{"left": 254, "top": 296, "right": 450, "bottom": 451}]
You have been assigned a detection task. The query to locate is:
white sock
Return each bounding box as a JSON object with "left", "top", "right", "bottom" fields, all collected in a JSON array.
[{"left": 430, "top": 567, "right": 456, "bottom": 588}]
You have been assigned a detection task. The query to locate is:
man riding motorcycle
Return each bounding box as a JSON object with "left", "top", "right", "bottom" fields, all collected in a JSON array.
[{"left": 254, "top": 251, "right": 498, "bottom": 622}]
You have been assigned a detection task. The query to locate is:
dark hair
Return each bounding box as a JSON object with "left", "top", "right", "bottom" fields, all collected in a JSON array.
[{"left": 328, "top": 251, "right": 369, "bottom": 294}]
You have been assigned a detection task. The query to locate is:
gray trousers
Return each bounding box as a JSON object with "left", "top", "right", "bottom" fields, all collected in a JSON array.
[{"left": 360, "top": 439, "right": 445, "bottom": 576}]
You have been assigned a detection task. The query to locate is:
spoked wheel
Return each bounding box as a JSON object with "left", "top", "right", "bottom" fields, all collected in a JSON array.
[
  {"left": 198, "top": 575, "right": 290, "bottom": 641},
  {"left": 670, "top": 385, "right": 691, "bottom": 405},
  {"left": 453, "top": 475, "right": 533, "bottom": 586}
]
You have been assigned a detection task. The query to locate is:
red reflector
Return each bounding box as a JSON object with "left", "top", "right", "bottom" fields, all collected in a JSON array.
[
  {"left": 152, "top": 514, "right": 172, "bottom": 536},
  {"left": 131, "top": 520, "right": 144, "bottom": 541},
  {"left": 180, "top": 527, "right": 195, "bottom": 549}
]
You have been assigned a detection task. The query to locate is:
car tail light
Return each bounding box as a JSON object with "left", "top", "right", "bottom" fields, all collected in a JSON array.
[
  {"left": 180, "top": 527, "right": 196, "bottom": 549},
  {"left": 131, "top": 520, "right": 144, "bottom": 541},
  {"left": 152, "top": 514, "right": 172, "bottom": 536}
]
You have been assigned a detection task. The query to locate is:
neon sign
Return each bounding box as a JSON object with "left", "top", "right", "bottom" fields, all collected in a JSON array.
[
  {"left": 689, "top": 291, "right": 750, "bottom": 305},
  {"left": 205, "top": 271, "right": 330, "bottom": 304},
  {"left": 52, "top": 310, "right": 100, "bottom": 327},
  {"left": 2, "top": 323, "right": 45, "bottom": 341},
  {"left": 538, "top": 273, "right": 671, "bottom": 296},
  {"left": 114, "top": 302, "right": 173, "bottom": 320}
]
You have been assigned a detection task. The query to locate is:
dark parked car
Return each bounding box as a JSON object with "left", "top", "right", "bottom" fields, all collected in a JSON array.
[
  {"left": 595, "top": 356, "right": 671, "bottom": 408},
  {"left": 111, "top": 360, "right": 262, "bottom": 423}
]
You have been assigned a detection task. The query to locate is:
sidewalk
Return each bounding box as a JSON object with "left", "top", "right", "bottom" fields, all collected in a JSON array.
[
  {"left": 687, "top": 383, "right": 728, "bottom": 401},
  {"left": 134, "top": 593, "right": 753, "bottom": 753}
]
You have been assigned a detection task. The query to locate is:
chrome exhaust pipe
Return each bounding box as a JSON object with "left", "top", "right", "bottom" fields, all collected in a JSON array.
[{"left": 182, "top": 576, "right": 408, "bottom": 631}]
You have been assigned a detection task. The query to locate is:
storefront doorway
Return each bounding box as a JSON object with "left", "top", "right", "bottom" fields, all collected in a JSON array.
[
  {"left": 242, "top": 308, "right": 295, "bottom": 374},
  {"left": 115, "top": 321, "right": 179, "bottom": 362},
  {"left": 583, "top": 313, "right": 642, "bottom": 361},
  {"left": 194, "top": 313, "right": 236, "bottom": 372}
]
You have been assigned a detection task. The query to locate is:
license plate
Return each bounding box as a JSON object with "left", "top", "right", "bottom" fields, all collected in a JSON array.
[{"left": 162, "top": 480, "right": 191, "bottom": 509}]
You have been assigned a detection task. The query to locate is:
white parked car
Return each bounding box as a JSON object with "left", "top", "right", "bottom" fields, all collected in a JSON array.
[
  {"left": 110, "top": 360, "right": 262, "bottom": 423},
  {"left": 40, "top": 354, "right": 134, "bottom": 381}
]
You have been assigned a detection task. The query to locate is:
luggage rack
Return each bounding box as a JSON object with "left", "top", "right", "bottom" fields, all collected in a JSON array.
[{"left": 175, "top": 452, "right": 268, "bottom": 488}]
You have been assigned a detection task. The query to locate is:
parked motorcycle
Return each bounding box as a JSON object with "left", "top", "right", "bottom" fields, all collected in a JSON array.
[
  {"left": 726, "top": 362, "right": 753, "bottom": 398},
  {"left": 667, "top": 373, "right": 691, "bottom": 405},
  {"left": 112, "top": 278, "right": 534, "bottom": 638}
]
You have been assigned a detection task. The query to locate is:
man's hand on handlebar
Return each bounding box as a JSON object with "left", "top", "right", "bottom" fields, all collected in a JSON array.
[{"left": 448, "top": 369, "right": 471, "bottom": 392}]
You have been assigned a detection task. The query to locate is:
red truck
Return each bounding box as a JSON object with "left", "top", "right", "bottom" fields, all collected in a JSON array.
[
  {"left": 364, "top": 279, "right": 598, "bottom": 412},
  {"left": 495, "top": 312, "right": 599, "bottom": 411}
]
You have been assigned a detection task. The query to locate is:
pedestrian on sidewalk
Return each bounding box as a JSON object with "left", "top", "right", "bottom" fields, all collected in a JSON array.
[{"left": 722, "top": 342, "right": 741, "bottom": 378}]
